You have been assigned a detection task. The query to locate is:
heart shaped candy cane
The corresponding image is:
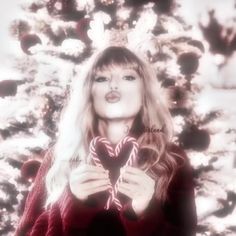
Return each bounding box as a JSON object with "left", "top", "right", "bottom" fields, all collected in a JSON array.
[{"left": 89, "top": 135, "right": 139, "bottom": 211}]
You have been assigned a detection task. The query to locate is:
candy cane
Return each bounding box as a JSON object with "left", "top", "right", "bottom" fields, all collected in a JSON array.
[
  {"left": 89, "top": 135, "right": 139, "bottom": 211},
  {"left": 106, "top": 136, "right": 139, "bottom": 210},
  {"left": 89, "top": 136, "right": 118, "bottom": 209},
  {"left": 90, "top": 137, "right": 115, "bottom": 164}
]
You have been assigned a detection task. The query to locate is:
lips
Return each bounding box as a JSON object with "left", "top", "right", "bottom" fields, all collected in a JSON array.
[{"left": 105, "top": 91, "right": 121, "bottom": 103}]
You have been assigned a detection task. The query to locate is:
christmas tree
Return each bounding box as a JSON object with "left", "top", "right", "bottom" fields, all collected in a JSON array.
[{"left": 0, "top": 0, "right": 236, "bottom": 235}]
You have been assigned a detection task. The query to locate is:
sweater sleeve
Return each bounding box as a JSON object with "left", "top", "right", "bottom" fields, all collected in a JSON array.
[
  {"left": 15, "top": 149, "right": 53, "bottom": 236},
  {"left": 161, "top": 145, "right": 197, "bottom": 236},
  {"left": 119, "top": 144, "right": 197, "bottom": 236},
  {"left": 56, "top": 185, "right": 105, "bottom": 234},
  {"left": 15, "top": 150, "right": 105, "bottom": 236}
]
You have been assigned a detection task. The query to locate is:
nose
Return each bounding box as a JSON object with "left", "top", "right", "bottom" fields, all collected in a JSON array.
[{"left": 109, "top": 77, "right": 118, "bottom": 90}]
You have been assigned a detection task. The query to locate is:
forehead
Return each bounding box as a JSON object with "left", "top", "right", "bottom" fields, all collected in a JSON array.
[{"left": 94, "top": 63, "right": 139, "bottom": 75}]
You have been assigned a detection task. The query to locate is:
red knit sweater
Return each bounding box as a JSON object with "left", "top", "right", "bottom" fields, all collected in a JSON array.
[{"left": 15, "top": 144, "right": 197, "bottom": 236}]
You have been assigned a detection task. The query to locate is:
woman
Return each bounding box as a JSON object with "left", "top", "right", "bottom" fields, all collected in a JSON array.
[{"left": 16, "top": 46, "right": 197, "bottom": 236}]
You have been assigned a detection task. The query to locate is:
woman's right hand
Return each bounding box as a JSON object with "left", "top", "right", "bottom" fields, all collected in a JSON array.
[{"left": 69, "top": 164, "right": 111, "bottom": 201}]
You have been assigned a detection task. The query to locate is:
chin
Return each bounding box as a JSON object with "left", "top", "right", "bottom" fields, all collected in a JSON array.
[
  {"left": 102, "top": 111, "right": 138, "bottom": 120},
  {"left": 96, "top": 104, "right": 141, "bottom": 120}
]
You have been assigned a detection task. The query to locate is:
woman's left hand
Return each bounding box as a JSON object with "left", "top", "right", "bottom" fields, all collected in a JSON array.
[{"left": 117, "top": 166, "right": 155, "bottom": 217}]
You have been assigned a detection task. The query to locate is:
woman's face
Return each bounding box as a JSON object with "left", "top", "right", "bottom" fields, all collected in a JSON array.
[{"left": 91, "top": 65, "right": 143, "bottom": 120}]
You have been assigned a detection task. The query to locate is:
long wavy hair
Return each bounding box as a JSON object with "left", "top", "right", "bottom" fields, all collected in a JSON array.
[{"left": 45, "top": 46, "right": 183, "bottom": 206}]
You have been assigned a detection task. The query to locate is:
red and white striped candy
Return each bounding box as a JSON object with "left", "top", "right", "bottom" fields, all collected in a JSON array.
[{"left": 89, "top": 135, "right": 139, "bottom": 211}]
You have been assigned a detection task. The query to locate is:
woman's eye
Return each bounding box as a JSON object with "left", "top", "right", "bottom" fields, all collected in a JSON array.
[
  {"left": 123, "top": 75, "right": 136, "bottom": 81},
  {"left": 94, "top": 76, "right": 108, "bottom": 82}
]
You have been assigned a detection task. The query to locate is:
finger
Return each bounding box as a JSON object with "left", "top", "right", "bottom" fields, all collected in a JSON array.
[
  {"left": 71, "top": 171, "right": 109, "bottom": 184},
  {"left": 119, "top": 179, "right": 155, "bottom": 201},
  {"left": 81, "top": 179, "right": 111, "bottom": 195},
  {"left": 118, "top": 184, "right": 135, "bottom": 199},
  {"left": 76, "top": 183, "right": 111, "bottom": 200},
  {"left": 119, "top": 181, "right": 139, "bottom": 191},
  {"left": 119, "top": 181, "right": 141, "bottom": 196},
  {"left": 72, "top": 164, "right": 108, "bottom": 175},
  {"left": 122, "top": 166, "right": 144, "bottom": 176},
  {"left": 121, "top": 168, "right": 148, "bottom": 186},
  {"left": 118, "top": 186, "right": 133, "bottom": 199},
  {"left": 121, "top": 172, "right": 141, "bottom": 185},
  {"left": 122, "top": 167, "right": 155, "bottom": 187},
  {"left": 121, "top": 171, "right": 144, "bottom": 184},
  {"left": 85, "top": 184, "right": 111, "bottom": 196},
  {"left": 81, "top": 178, "right": 111, "bottom": 190}
]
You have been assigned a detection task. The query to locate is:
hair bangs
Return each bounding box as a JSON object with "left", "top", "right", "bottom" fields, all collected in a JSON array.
[{"left": 92, "top": 47, "right": 141, "bottom": 74}]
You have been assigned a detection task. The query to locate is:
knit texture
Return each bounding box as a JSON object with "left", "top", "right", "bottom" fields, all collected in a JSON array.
[{"left": 15, "top": 144, "right": 197, "bottom": 236}]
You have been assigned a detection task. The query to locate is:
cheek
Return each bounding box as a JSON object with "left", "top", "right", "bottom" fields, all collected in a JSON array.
[
  {"left": 91, "top": 84, "right": 105, "bottom": 100},
  {"left": 126, "top": 83, "right": 143, "bottom": 103},
  {"left": 91, "top": 85, "right": 107, "bottom": 114},
  {"left": 121, "top": 84, "right": 142, "bottom": 115}
]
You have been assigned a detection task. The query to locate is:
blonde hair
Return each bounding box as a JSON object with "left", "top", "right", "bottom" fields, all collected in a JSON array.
[{"left": 45, "top": 46, "right": 181, "bottom": 206}]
